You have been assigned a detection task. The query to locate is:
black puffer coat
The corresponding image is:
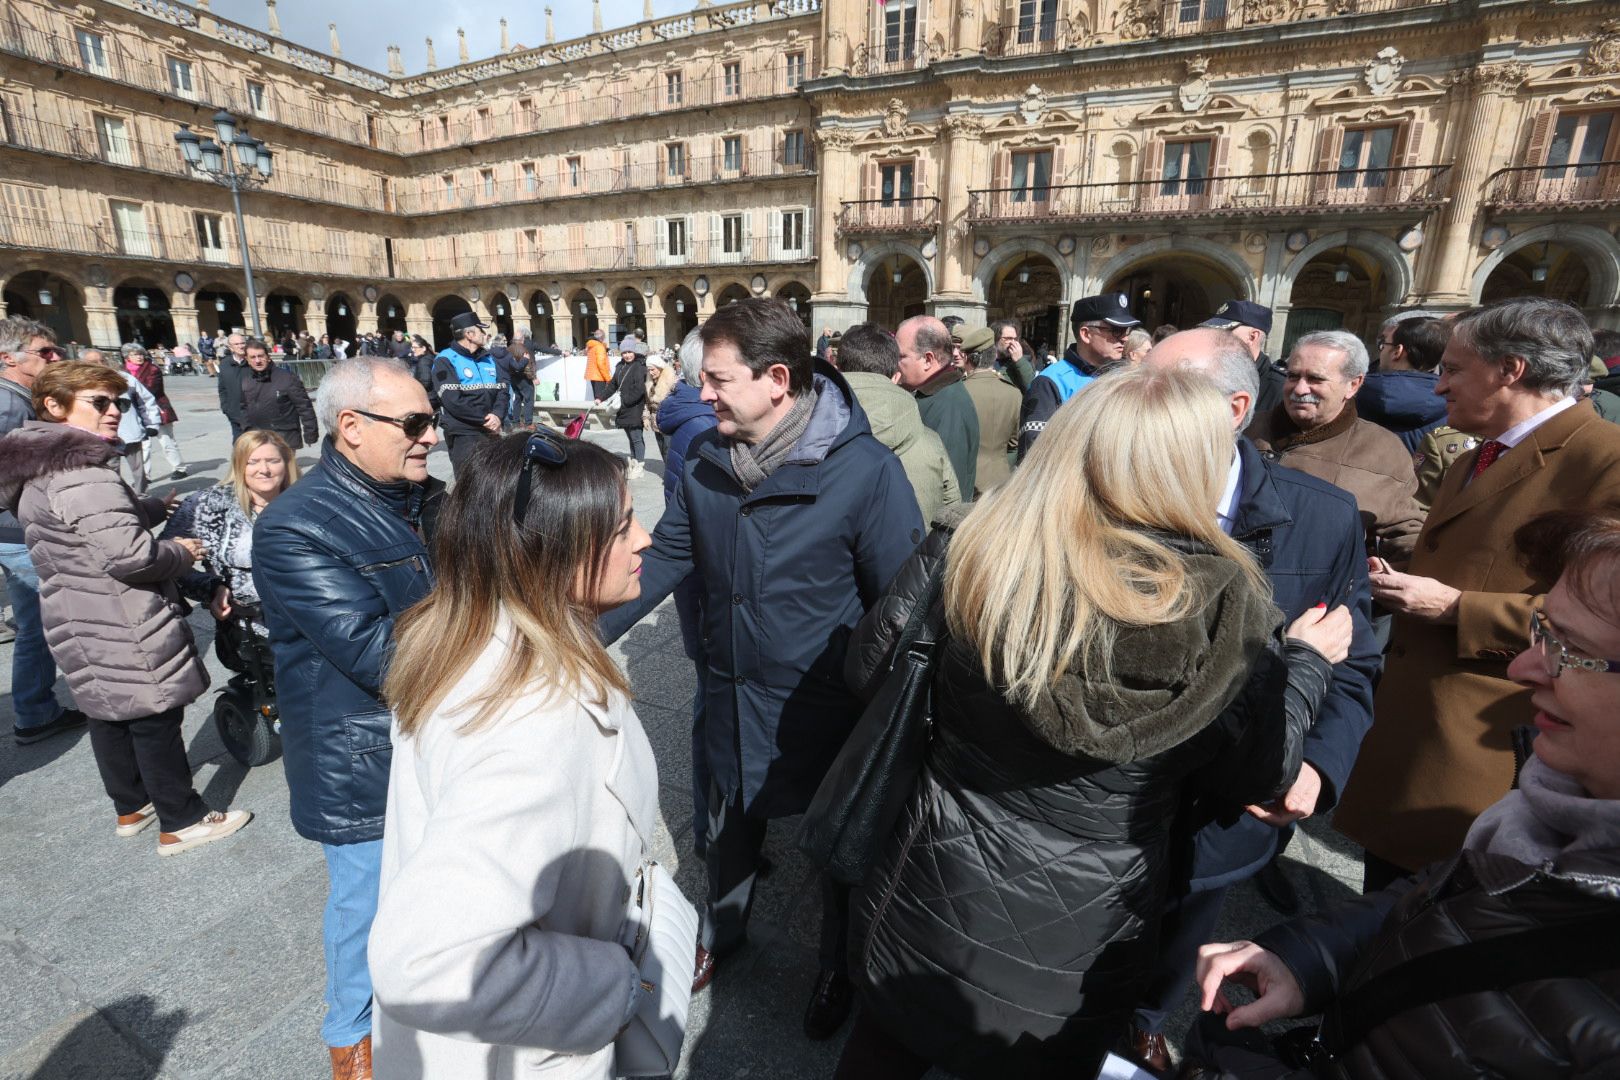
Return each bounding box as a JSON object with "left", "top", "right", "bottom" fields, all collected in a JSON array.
[{"left": 845, "top": 529, "right": 1331, "bottom": 1079}]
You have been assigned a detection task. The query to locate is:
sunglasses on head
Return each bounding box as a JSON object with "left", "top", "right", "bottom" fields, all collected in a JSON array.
[
  {"left": 354, "top": 409, "right": 439, "bottom": 440},
  {"left": 512, "top": 430, "right": 571, "bottom": 526},
  {"left": 80, "top": 394, "right": 130, "bottom": 415}
]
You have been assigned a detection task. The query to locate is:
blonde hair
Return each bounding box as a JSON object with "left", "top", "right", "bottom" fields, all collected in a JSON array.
[
  {"left": 227, "top": 430, "right": 299, "bottom": 516},
  {"left": 945, "top": 364, "right": 1267, "bottom": 711}
]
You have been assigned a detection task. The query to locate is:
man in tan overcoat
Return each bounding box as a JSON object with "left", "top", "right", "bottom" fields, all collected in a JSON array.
[
  {"left": 1335, "top": 298, "right": 1620, "bottom": 888},
  {"left": 959, "top": 328, "right": 1021, "bottom": 497}
]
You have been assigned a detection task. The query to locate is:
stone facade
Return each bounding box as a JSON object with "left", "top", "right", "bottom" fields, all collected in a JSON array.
[{"left": 1, "top": 0, "right": 1616, "bottom": 355}]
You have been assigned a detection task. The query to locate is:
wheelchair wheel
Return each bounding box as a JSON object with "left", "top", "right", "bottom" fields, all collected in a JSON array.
[{"left": 213, "top": 690, "right": 280, "bottom": 767}]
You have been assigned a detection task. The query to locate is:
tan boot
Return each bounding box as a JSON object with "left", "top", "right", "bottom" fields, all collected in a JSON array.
[{"left": 329, "top": 1035, "right": 373, "bottom": 1080}]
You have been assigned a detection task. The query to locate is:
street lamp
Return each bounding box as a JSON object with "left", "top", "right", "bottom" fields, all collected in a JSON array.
[{"left": 175, "top": 113, "right": 273, "bottom": 338}]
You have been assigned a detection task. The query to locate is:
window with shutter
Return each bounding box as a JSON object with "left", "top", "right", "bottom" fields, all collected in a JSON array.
[
  {"left": 110, "top": 200, "right": 152, "bottom": 257},
  {"left": 1336, "top": 125, "right": 1398, "bottom": 190},
  {"left": 94, "top": 114, "right": 132, "bottom": 166},
  {"left": 76, "top": 30, "right": 108, "bottom": 74},
  {"left": 196, "top": 212, "right": 226, "bottom": 262},
  {"left": 2, "top": 183, "right": 51, "bottom": 248}
]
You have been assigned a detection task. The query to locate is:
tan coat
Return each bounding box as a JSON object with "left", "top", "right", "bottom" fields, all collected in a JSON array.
[
  {"left": 1248, "top": 402, "right": 1426, "bottom": 561},
  {"left": 1334, "top": 400, "right": 1620, "bottom": 871},
  {"left": 962, "top": 368, "right": 1020, "bottom": 497}
]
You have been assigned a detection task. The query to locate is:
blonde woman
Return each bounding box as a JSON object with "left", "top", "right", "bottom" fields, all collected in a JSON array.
[
  {"left": 161, "top": 430, "right": 299, "bottom": 638},
  {"left": 370, "top": 431, "right": 668, "bottom": 1078},
  {"left": 835, "top": 365, "right": 1352, "bottom": 1079}
]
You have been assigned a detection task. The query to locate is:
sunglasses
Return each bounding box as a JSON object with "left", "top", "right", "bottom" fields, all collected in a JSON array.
[
  {"left": 23, "top": 347, "right": 63, "bottom": 361},
  {"left": 79, "top": 394, "right": 131, "bottom": 415},
  {"left": 354, "top": 409, "right": 439, "bottom": 440},
  {"left": 512, "top": 430, "right": 570, "bottom": 526}
]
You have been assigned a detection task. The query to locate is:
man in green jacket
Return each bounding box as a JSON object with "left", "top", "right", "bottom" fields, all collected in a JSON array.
[
  {"left": 897, "top": 315, "right": 979, "bottom": 497},
  {"left": 959, "top": 327, "right": 1021, "bottom": 497}
]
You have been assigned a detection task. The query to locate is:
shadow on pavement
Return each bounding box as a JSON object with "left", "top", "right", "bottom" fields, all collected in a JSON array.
[
  {"left": 27, "top": 994, "right": 185, "bottom": 1080},
  {"left": 1, "top": 724, "right": 88, "bottom": 790}
]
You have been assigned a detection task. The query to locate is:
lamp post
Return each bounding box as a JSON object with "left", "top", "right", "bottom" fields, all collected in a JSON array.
[{"left": 175, "top": 110, "right": 273, "bottom": 338}]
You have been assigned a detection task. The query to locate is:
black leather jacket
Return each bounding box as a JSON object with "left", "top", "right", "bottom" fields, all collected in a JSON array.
[{"left": 252, "top": 440, "right": 443, "bottom": 845}]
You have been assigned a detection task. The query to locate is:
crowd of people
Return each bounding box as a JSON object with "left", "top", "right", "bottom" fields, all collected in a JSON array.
[{"left": 2, "top": 284, "right": 1619, "bottom": 1080}]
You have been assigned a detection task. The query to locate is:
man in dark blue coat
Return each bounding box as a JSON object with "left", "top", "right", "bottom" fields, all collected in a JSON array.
[
  {"left": 253, "top": 356, "right": 442, "bottom": 1074},
  {"left": 600, "top": 298, "right": 922, "bottom": 1042},
  {"left": 1124, "top": 329, "right": 1380, "bottom": 1074}
]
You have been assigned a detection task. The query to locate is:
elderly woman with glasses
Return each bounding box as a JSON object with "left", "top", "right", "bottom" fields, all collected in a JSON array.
[
  {"left": 1187, "top": 508, "right": 1620, "bottom": 1080},
  {"left": 0, "top": 363, "right": 252, "bottom": 855}
]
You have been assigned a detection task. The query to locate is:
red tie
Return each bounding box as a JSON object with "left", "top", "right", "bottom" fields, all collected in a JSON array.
[{"left": 1471, "top": 440, "right": 1505, "bottom": 480}]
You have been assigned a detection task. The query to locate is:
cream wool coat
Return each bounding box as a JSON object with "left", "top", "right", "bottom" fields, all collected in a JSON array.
[{"left": 369, "top": 625, "right": 662, "bottom": 1079}]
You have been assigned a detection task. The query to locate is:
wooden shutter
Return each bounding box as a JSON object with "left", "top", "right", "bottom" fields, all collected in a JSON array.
[
  {"left": 861, "top": 160, "right": 879, "bottom": 203},
  {"left": 1211, "top": 134, "right": 1230, "bottom": 205},
  {"left": 1518, "top": 109, "right": 1556, "bottom": 200},
  {"left": 740, "top": 133, "right": 750, "bottom": 176},
  {"left": 990, "top": 148, "right": 1011, "bottom": 215},
  {"left": 1310, "top": 124, "right": 1340, "bottom": 200},
  {"left": 1397, "top": 118, "right": 1426, "bottom": 199},
  {"left": 1141, "top": 138, "right": 1164, "bottom": 210}
]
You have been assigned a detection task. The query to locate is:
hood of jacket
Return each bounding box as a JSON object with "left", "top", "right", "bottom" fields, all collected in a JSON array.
[
  {"left": 1023, "top": 540, "right": 1280, "bottom": 764},
  {"left": 842, "top": 371, "right": 928, "bottom": 455},
  {"left": 0, "top": 420, "right": 118, "bottom": 512},
  {"left": 1358, "top": 369, "right": 1447, "bottom": 430},
  {"left": 656, "top": 380, "right": 714, "bottom": 435}
]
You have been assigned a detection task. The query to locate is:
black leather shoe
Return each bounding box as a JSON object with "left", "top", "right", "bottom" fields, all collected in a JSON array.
[
  {"left": 692, "top": 945, "right": 716, "bottom": 993},
  {"left": 1119, "top": 1023, "right": 1173, "bottom": 1077},
  {"left": 14, "top": 708, "right": 87, "bottom": 746},
  {"left": 802, "top": 969, "right": 852, "bottom": 1041},
  {"left": 1255, "top": 857, "right": 1302, "bottom": 916}
]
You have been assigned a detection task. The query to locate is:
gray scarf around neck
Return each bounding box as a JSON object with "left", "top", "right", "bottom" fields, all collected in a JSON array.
[
  {"left": 1464, "top": 755, "right": 1620, "bottom": 866},
  {"left": 729, "top": 387, "right": 817, "bottom": 494}
]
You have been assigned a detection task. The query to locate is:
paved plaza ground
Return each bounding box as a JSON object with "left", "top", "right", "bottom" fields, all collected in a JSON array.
[{"left": 0, "top": 370, "right": 1367, "bottom": 1079}]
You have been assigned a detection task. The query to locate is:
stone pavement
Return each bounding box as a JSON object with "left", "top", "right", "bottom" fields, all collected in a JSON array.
[{"left": 0, "top": 368, "right": 1366, "bottom": 1079}]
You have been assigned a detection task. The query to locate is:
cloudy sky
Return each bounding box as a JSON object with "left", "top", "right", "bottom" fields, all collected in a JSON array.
[{"left": 210, "top": 0, "right": 675, "bottom": 75}]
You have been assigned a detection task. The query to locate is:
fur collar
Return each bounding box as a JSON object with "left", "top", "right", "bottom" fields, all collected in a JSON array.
[
  {"left": 0, "top": 421, "right": 119, "bottom": 511},
  {"left": 1261, "top": 399, "right": 1359, "bottom": 452}
]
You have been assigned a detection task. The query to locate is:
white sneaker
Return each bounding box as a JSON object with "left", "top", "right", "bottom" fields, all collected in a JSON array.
[
  {"left": 115, "top": 802, "right": 157, "bottom": 837},
  {"left": 626, "top": 459, "right": 645, "bottom": 479},
  {"left": 158, "top": 809, "right": 251, "bottom": 856}
]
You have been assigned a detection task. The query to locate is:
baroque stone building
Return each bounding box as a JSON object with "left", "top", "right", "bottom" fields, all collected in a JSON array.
[{"left": 1, "top": 0, "right": 1617, "bottom": 355}]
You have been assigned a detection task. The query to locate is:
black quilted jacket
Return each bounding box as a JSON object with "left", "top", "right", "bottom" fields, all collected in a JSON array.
[{"left": 845, "top": 528, "right": 1331, "bottom": 1079}]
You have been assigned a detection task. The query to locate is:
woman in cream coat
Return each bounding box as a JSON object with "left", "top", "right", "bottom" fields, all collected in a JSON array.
[{"left": 370, "top": 431, "right": 658, "bottom": 1078}]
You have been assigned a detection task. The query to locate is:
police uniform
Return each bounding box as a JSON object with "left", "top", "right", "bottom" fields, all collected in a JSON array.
[{"left": 1016, "top": 293, "right": 1140, "bottom": 460}]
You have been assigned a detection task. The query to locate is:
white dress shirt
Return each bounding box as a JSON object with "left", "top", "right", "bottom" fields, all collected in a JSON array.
[{"left": 1217, "top": 447, "right": 1243, "bottom": 535}]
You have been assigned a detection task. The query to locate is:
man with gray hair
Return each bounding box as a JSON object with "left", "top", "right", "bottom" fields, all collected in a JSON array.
[
  {"left": 217, "top": 331, "right": 250, "bottom": 442},
  {"left": 1248, "top": 329, "right": 1425, "bottom": 563},
  {"left": 1336, "top": 297, "right": 1620, "bottom": 891},
  {"left": 253, "top": 355, "right": 443, "bottom": 1076},
  {"left": 1123, "top": 328, "right": 1378, "bottom": 1072}
]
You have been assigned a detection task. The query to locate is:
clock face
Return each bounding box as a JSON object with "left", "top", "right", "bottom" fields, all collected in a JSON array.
[{"left": 174, "top": 271, "right": 196, "bottom": 293}]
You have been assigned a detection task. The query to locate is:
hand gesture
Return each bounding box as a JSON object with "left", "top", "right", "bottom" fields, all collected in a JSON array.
[
  {"left": 482, "top": 412, "right": 502, "bottom": 432},
  {"left": 209, "top": 584, "right": 233, "bottom": 621},
  {"left": 1244, "top": 763, "right": 1323, "bottom": 827},
  {"left": 174, "top": 537, "right": 206, "bottom": 565},
  {"left": 1367, "top": 560, "right": 1460, "bottom": 623},
  {"left": 1286, "top": 603, "right": 1352, "bottom": 664},
  {"left": 1196, "top": 941, "right": 1306, "bottom": 1030}
]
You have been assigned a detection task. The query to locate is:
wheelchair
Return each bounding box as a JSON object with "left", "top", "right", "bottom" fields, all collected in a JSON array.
[{"left": 210, "top": 602, "right": 281, "bottom": 767}]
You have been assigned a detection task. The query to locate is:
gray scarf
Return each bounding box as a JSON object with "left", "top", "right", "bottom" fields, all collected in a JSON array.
[
  {"left": 1464, "top": 755, "right": 1620, "bottom": 865},
  {"left": 729, "top": 387, "right": 817, "bottom": 494}
]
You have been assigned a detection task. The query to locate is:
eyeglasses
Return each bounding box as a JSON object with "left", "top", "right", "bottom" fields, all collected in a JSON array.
[
  {"left": 354, "top": 409, "right": 439, "bottom": 440},
  {"left": 78, "top": 394, "right": 130, "bottom": 415},
  {"left": 1377, "top": 339, "right": 1396, "bottom": 349},
  {"left": 21, "top": 346, "right": 62, "bottom": 362},
  {"left": 1528, "top": 609, "right": 1620, "bottom": 678},
  {"left": 512, "top": 430, "right": 571, "bottom": 526},
  {"left": 1081, "top": 323, "right": 1128, "bottom": 339}
]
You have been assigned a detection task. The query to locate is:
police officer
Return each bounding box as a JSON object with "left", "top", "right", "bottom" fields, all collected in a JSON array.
[
  {"left": 1016, "top": 293, "right": 1140, "bottom": 460},
  {"left": 1200, "top": 299, "right": 1283, "bottom": 422},
  {"left": 430, "top": 311, "right": 509, "bottom": 477}
]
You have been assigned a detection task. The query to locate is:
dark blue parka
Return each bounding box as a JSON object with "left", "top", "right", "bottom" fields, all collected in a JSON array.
[
  {"left": 1187, "top": 438, "right": 1381, "bottom": 891},
  {"left": 601, "top": 362, "right": 924, "bottom": 817},
  {"left": 656, "top": 381, "right": 717, "bottom": 505},
  {"left": 1356, "top": 370, "right": 1448, "bottom": 454},
  {"left": 253, "top": 440, "right": 439, "bottom": 846}
]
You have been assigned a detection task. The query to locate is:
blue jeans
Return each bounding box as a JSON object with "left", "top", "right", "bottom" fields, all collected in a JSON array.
[
  {"left": 321, "top": 839, "right": 384, "bottom": 1047},
  {"left": 0, "top": 542, "right": 65, "bottom": 730}
]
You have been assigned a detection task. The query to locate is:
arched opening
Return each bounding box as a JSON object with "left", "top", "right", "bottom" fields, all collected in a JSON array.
[
  {"left": 1282, "top": 249, "right": 1386, "bottom": 355},
  {"left": 663, "top": 286, "right": 698, "bottom": 345},
  {"left": 325, "top": 293, "right": 358, "bottom": 344},
  {"left": 265, "top": 290, "right": 306, "bottom": 343},
  {"left": 715, "top": 282, "right": 751, "bottom": 308},
  {"left": 527, "top": 292, "right": 556, "bottom": 348},
  {"left": 487, "top": 292, "right": 516, "bottom": 340},
  {"left": 987, "top": 255, "right": 1064, "bottom": 354},
  {"left": 1481, "top": 241, "right": 1593, "bottom": 310},
  {"left": 114, "top": 282, "right": 175, "bottom": 348},
  {"left": 4, "top": 271, "right": 89, "bottom": 345},
  {"left": 776, "top": 281, "right": 813, "bottom": 332},
  {"left": 864, "top": 256, "right": 927, "bottom": 329},
  {"left": 613, "top": 287, "right": 646, "bottom": 342},
  {"left": 196, "top": 286, "right": 245, "bottom": 337},
  {"left": 431, "top": 294, "right": 474, "bottom": 351},
  {"left": 376, "top": 294, "right": 408, "bottom": 336},
  {"left": 1105, "top": 255, "right": 1244, "bottom": 331},
  {"left": 570, "top": 291, "right": 599, "bottom": 348}
]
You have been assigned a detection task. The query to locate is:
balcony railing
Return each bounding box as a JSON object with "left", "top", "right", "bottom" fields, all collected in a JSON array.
[
  {"left": 1157, "top": 0, "right": 1441, "bottom": 37},
  {"left": 1484, "top": 161, "right": 1620, "bottom": 211},
  {"left": 967, "top": 165, "right": 1451, "bottom": 224},
  {"left": 396, "top": 148, "right": 814, "bottom": 214},
  {"left": 396, "top": 235, "right": 814, "bottom": 280},
  {"left": 986, "top": 17, "right": 1085, "bottom": 57},
  {"left": 837, "top": 197, "right": 941, "bottom": 234},
  {"left": 0, "top": 216, "right": 175, "bottom": 261},
  {"left": 849, "top": 39, "right": 937, "bottom": 76}
]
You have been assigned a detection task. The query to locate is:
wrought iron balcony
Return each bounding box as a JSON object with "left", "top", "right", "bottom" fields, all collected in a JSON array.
[
  {"left": 837, "top": 197, "right": 940, "bottom": 235},
  {"left": 1483, "top": 161, "right": 1620, "bottom": 212},
  {"left": 394, "top": 234, "right": 814, "bottom": 281},
  {"left": 967, "top": 165, "right": 1450, "bottom": 225},
  {"left": 986, "top": 17, "right": 1085, "bottom": 58},
  {"left": 849, "top": 38, "right": 937, "bottom": 76},
  {"left": 1156, "top": 0, "right": 1440, "bottom": 38}
]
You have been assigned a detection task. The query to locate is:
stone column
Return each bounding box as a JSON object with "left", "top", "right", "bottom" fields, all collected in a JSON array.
[
  {"left": 937, "top": 113, "right": 983, "bottom": 301},
  {"left": 811, "top": 128, "right": 858, "bottom": 306},
  {"left": 405, "top": 300, "right": 433, "bottom": 343},
  {"left": 953, "top": 0, "right": 983, "bottom": 57},
  {"left": 643, "top": 308, "right": 667, "bottom": 350},
  {"left": 1420, "top": 62, "right": 1526, "bottom": 307},
  {"left": 85, "top": 302, "right": 120, "bottom": 349},
  {"left": 359, "top": 300, "right": 379, "bottom": 333},
  {"left": 169, "top": 292, "right": 201, "bottom": 348}
]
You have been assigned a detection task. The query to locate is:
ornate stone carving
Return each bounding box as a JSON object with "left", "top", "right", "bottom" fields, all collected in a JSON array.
[
  {"left": 881, "top": 98, "right": 908, "bottom": 138},
  {"left": 1114, "top": 0, "right": 1160, "bottom": 41},
  {"left": 1244, "top": 232, "right": 1267, "bottom": 254},
  {"left": 1245, "top": 0, "right": 1297, "bottom": 23},
  {"left": 1588, "top": 19, "right": 1620, "bottom": 74},
  {"left": 1179, "top": 56, "right": 1211, "bottom": 112},
  {"left": 1018, "top": 85, "right": 1047, "bottom": 125},
  {"left": 943, "top": 113, "right": 985, "bottom": 138},
  {"left": 1465, "top": 62, "right": 1528, "bottom": 94},
  {"left": 1091, "top": 235, "right": 1111, "bottom": 254},
  {"left": 814, "top": 128, "right": 858, "bottom": 151},
  {"left": 1364, "top": 47, "right": 1403, "bottom": 96}
]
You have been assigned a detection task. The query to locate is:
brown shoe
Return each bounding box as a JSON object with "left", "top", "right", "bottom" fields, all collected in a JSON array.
[
  {"left": 692, "top": 944, "right": 716, "bottom": 993},
  {"left": 329, "top": 1034, "right": 373, "bottom": 1080},
  {"left": 116, "top": 802, "right": 158, "bottom": 837},
  {"left": 1120, "top": 1023, "right": 1173, "bottom": 1077}
]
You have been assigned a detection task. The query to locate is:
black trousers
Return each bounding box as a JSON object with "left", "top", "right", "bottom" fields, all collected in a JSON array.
[
  {"left": 511, "top": 379, "right": 535, "bottom": 426},
  {"left": 85, "top": 707, "right": 207, "bottom": 833},
  {"left": 1134, "top": 884, "right": 1230, "bottom": 1034},
  {"left": 445, "top": 432, "right": 494, "bottom": 478},
  {"left": 624, "top": 427, "right": 645, "bottom": 462},
  {"left": 702, "top": 783, "right": 849, "bottom": 973}
]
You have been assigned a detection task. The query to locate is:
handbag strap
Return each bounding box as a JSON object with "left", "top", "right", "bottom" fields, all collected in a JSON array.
[
  {"left": 887, "top": 541, "right": 950, "bottom": 671},
  {"left": 1319, "top": 908, "right": 1620, "bottom": 1056}
]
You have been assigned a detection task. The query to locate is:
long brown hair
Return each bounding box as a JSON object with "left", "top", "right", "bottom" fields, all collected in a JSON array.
[{"left": 385, "top": 434, "right": 631, "bottom": 736}]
